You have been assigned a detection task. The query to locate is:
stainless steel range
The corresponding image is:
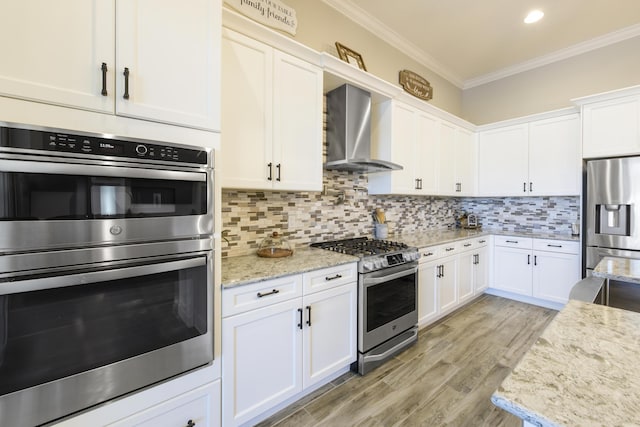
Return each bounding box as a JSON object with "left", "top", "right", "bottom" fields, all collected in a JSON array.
[{"left": 311, "top": 237, "right": 420, "bottom": 374}]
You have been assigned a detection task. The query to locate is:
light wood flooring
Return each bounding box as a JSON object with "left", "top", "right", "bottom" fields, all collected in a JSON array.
[{"left": 256, "top": 294, "right": 556, "bottom": 427}]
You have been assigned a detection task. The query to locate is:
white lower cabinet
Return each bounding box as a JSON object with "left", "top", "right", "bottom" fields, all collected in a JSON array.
[
  {"left": 492, "top": 236, "right": 580, "bottom": 305},
  {"left": 222, "top": 264, "right": 357, "bottom": 426},
  {"left": 418, "top": 237, "right": 489, "bottom": 327},
  {"left": 108, "top": 380, "right": 221, "bottom": 427}
]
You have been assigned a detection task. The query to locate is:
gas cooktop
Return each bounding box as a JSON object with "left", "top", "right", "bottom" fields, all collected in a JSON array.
[{"left": 311, "top": 237, "right": 420, "bottom": 272}]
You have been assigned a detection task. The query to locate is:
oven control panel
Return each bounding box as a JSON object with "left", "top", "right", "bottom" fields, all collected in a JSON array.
[
  {"left": 1, "top": 126, "right": 208, "bottom": 165},
  {"left": 361, "top": 250, "right": 420, "bottom": 272}
]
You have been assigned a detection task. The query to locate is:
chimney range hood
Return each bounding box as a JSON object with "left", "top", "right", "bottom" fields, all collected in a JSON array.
[{"left": 324, "top": 84, "right": 403, "bottom": 173}]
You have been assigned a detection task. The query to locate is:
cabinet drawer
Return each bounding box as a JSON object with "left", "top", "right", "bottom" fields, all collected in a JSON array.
[
  {"left": 419, "top": 245, "right": 442, "bottom": 261},
  {"left": 534, "top": 239, "right": 580, "bottom": 254},
  {"left": 441, "top": 242, "right": 459, "bottom": 256},
  {"left": 474, "top": 236, "right": 490, "bottom": 247},
  {"left": 494, "top": 235, "right": 533, "bottom": 249},
  {"left": 222, "top": 275, "right": 303, "bottom": 317},
  {"left": 459, "top": 239, "right": 476, "bottom": 251},
  {"left": 303, "top": 263, "right": 358, "bottom": 294}
]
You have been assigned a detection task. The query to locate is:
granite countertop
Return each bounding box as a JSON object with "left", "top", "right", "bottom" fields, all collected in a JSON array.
[
  {"left": 592, "top": 256, "right": 640, "bottom": 285},
  {"left": 492, "top": 299, "right": 640, "bottom": 426},
  {"left": 221, "top": 247, "right": 358, "bottom": 288},
  {"left": 394, "top": 228, "right": 578, "bottom": 249}
]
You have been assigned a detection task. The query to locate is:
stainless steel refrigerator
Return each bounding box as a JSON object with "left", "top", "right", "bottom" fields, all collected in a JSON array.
[{"left": 586, "top": 156, "right": 640, "bottom": 311}]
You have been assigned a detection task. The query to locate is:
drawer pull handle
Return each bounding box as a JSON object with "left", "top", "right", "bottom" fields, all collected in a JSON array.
[
  {"left": 187, "top": 420, "right": 196, "bottom": 427},
  {"left": 423, "top": 252, "right": 434, "bottom": 257},
  {"left": 547, "top": 244, "right": 563, "bottom": 248},
  {"left": 464, "top": 243, "right": 472, "bottom": 247},
  {"left": 257, "top": 289, "right": 280, "bottom": 298},
  {"left": 506, "top": 240, "right": 518, "bottom": 244},
  {"left": 479, "top": 240, "right": 486, "bottom": 243},
  {"left": 325, "top": 274, "right": 342, "bottom": 281},
  {"left": 445, "top": 247, "right": 454, "bottom": 252}
]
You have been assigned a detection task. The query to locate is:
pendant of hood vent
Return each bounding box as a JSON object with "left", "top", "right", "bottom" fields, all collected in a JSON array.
[{"left": 324, "top": 84, "right": 403, "bottom": 173}]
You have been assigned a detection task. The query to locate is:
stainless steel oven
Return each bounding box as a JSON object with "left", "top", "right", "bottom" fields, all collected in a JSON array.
[
  {"left": 0, "top": 123, "right": 215, "bottom": 426},
  {"left": 357, "top": 261, "right": 418, "bottom": 374},
  {"left": 0, "top": 124, "right": 212, "bottom": 253}
]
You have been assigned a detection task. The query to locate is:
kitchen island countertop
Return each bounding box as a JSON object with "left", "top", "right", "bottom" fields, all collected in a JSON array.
[
  {"left": 221, "top": 247, "right": 358, "bottom": 288},
  {"left": 492, "top": 299, "right": 640, "bottom": 426}
]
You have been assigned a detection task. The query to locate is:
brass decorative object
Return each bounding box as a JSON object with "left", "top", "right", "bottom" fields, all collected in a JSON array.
[
  {"left": 399, "top": 69, "right": 433, "bottom": 101},
  {"left": 335, "top": 42, "right": 367, "bottom": 71}
]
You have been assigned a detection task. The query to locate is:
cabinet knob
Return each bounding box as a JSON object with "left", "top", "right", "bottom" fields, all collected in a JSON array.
[{"left": 186, "top": 420, "right": 196, "bottom": 427}]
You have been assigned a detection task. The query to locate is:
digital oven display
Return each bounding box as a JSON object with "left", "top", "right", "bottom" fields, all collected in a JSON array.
[{"left": 98, "top": 141, "right": 124, "bottom": 155}]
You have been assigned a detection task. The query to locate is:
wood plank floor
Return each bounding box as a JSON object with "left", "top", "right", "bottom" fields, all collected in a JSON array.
[{"left": 256, "top": 294, "right": 557, "bottom": 427}]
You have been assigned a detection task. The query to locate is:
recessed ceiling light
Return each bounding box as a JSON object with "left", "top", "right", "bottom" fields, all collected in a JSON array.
[{"left": 524, "top": 10, "right": 544, "bottom": 24}]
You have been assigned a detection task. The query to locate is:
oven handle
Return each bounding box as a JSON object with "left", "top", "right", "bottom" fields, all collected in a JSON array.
[
  {"left": 0, "top": 158, "right": 205, "bottom": 182},
  {"left": 363, "top": 267, "right": 416, "bottom": 286},
  {"left": 0, "top": 256, "right": 206, "bottom": 295}
]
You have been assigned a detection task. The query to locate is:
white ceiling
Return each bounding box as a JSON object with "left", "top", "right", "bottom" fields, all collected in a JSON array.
[{"left": 322, "top": 0, "right": 640, "bottom": 89}]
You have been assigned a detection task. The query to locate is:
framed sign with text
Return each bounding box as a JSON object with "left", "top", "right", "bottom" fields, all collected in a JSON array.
[{"left": 399, "top": 70, "right": 433, "bottom": 101}]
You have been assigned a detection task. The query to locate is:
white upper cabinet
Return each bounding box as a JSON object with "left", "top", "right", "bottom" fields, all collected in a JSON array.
[
  {"left": 478, "top": 113, "right": 580, "bottom": 197},
  {"left": 0, "top": 1, "right": 114, "bottom": 113},
  {"left": 478, "top": 124, "right": 529, "bottom": 196},
  {"left": 221, "top": 28, "right": 322, "bottom": 191},
  {"left": 581, "top": 94, "right": 640, "bottom": 158},
  {"left": 115, "top": 0, "right": 220, "bottom": 130},
  {"left": 0, "top": 0, "right": 220, "bottom": 131},
  {"left": 438, "top": 123, "right": 477, "bottom": 196},
  {"left": 528, "top": 114, "right": 580, "bottom": 195}
]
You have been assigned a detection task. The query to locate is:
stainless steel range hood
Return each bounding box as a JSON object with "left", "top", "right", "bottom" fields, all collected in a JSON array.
[{"left": 324, "top": 84, "right": 402, "bottom": 173}]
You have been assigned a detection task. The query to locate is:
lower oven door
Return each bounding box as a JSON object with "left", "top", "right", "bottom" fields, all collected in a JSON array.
[
  {"left": 0, "top": 249, "right": 213, "bottom": 427},
  {"left": 360, "top": 262, "right": 418, "bottom": 353}
]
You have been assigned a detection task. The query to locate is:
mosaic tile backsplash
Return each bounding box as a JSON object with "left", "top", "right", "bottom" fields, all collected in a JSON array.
[{"left": 221, "top": 171, "right": 580, "bottom": 257}]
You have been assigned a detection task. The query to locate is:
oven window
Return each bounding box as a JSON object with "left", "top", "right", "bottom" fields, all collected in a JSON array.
[
  {"left": 0, "top": 264, "right": 207, "bottom": 396},
  {"left": 0, "top": 172, "right": 206, "bottom": 220},
  {"left": 367, "top": 272, "right": 416, "bottom": 332}
]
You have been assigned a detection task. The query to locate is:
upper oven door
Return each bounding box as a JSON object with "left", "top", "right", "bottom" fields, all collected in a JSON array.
[
  {"left": 360, "top": 262, "right": 418, "bottom": 353},
  {"left": 0, "top": 155, "right": 213, "bottom": 253}
]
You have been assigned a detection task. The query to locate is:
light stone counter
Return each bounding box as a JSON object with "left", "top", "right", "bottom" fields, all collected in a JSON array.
[
  {"left": 592, "top": 256, "right": 640, "bottom": 285},
  {"left": 221, "top": 247, "right": 358, "bottom": 288},
  {"left": 492, "top": 299, "right": 640, "bottom": 426},
  {"left": 394, "top": 228, "right": 578, "bottom": 249}
]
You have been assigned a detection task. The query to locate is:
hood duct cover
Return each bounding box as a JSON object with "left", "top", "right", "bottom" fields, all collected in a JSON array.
[{"left": 324, "top": 84, "right": 403, "bottom": 173}]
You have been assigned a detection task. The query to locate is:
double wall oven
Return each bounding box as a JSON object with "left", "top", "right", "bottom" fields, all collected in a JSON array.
[
  {"left": 0, "top": 124, "right": 214, "bottom": 426},
  {"left": 312, "top": 238, "right": 420, "bottom": 375}
]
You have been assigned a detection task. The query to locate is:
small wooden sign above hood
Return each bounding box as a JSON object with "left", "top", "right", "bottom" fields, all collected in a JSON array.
[{"left": 399, "top": 70, "right": 433, "bottom": 101}]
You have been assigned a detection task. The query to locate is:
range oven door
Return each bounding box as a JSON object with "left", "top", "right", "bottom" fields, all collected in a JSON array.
[
  {"left": 0, "top": 243, "right": 213, "bottom": 427},
  {"left": 0, "top": 154, "right": 212, "bottom": 253},
  {"left": 359, "top": 263, "right": 418, "bottom": 353}
]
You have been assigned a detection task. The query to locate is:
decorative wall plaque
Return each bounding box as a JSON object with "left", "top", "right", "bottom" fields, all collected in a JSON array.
[
  {"left": 224, "top": 0, "right": 297, "bottom": 35},
  {"left": 399, "top": 70, "right": 433, "bottom": 101}
]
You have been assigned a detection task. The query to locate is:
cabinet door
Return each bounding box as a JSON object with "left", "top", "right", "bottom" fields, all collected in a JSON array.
[
  {"left": 457, "top": 251, "right": 475, "bottom": 304},
  {"left": 532, "top": 251, "right": 581, "bottom": 304},
  {"left": 272, "top": 51, "right": 323, "bottom": 192},
  {"left": 528, "top": 114, "right": 580, "bottom": 196},
  {"left": 0, "top": 1, "right": 114, "bottom": 113},
  {"left": 455, "top": 128, "right": 477, "bottom": 196},
  {"left": 220, "top": 29, "right": 273, "bottom": 189},
  {"left": 478, "top": 124, "right": 528, "bottom": 196},
  {"left": 582, "top": 95, "right": 640, "bottom": 158},
  {"left": 418, "top": 261, "right": 439, "bottom": 325},
  {"left": 222, "top": 299, "right": 302, "bottom": 426},
  {"left": 474, "top": 246, "right": 489, "bottom": 294},
  {"left": 108, "top": 380, "right": 220, "bottom": 427},
  {"left": 439, "top": 257, "right": 458, "bottom": 314},
  {"left": 302, "top": 283, "right": 356, "bottom": 389},
  {"left": 493, "top": 247, "right": 532, "bottom": 296},
  {"left": 415, "top": 112, "right": 439, "bottom": 194},
  {"left": 115, "top": 0, "right": 220, "bottom": 130},
  {"left": 438, "top": 121, "right": 457, "bottom": 195}
]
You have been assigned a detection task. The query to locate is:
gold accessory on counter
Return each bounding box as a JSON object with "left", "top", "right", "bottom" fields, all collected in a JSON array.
[{"left": 257, "top": 231, "right": 294, "bottom": 258}]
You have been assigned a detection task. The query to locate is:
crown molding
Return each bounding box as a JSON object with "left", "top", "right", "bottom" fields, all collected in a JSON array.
[
  {"left": 464, "top": 23, "right": 640, "bottom": 89},
  {"left": 321, "top": 0, "right": 465, "bottom": 88},
  {"left": 322, "top": 0, "right": 640, "bottom": 91}
]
